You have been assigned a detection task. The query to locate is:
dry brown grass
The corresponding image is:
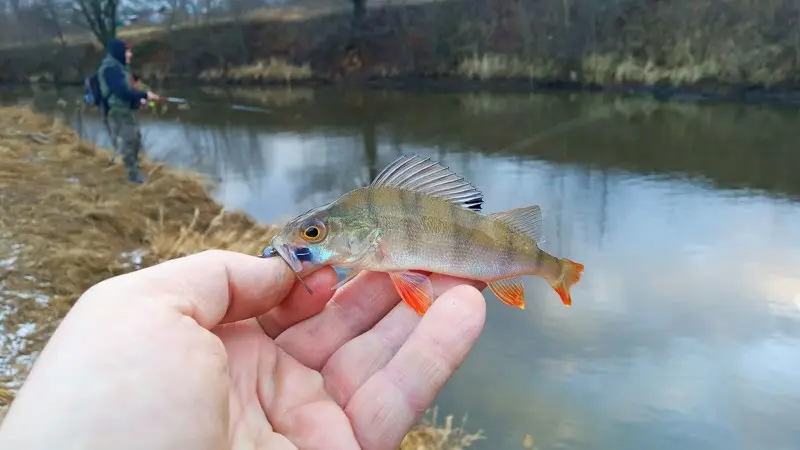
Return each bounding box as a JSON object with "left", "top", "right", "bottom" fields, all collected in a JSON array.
[
  {"left": 400, "top": 407, "right": 486, "bottom": 450},
  {"left": 456, "top": 53, "right": 560, "bottom": 81},
  {"left": 0, "top": 106, "right": 484, "bottom": 448},
  {"left": 198, "top": 58, "right": 314, "bottom": 83},
  {"left": 0, "top": 103, "right": 281, "bottom": 414}
]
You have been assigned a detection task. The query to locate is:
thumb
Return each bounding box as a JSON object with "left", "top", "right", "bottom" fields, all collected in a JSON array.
[{"left": 96, "top": 250, "right": 301, "bottom": 329}]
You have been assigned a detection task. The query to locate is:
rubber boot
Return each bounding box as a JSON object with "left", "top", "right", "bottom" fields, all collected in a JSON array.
[{"left": 127, "top": 170, "right": 146, "bottom": 184}]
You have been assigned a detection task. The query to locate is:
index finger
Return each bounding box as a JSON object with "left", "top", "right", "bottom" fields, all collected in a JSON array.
[{"left": 94, "top": 249, "right": 313, "bottom": 329}]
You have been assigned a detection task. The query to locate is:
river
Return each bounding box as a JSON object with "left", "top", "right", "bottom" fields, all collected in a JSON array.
[{"left": 3, "top": 85, "right": 800, "bottom": 450}]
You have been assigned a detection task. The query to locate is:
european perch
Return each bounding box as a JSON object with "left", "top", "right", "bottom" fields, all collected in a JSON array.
[{"left": 260, "top": 154, "right": 585, "bottom": 315}]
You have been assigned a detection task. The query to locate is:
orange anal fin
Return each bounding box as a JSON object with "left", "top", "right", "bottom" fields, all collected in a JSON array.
[
  {"left": 552, "top": 285, "right": 572, "bottom": 307},
  {"left": 487, "top": 277, "right": 525, "bottom": 309},
  {"left": 389, "top": 271, "right": 434, "bottom": 316},
  {"left": 552, "top": 258, "right": 585, "bottom": 307}
]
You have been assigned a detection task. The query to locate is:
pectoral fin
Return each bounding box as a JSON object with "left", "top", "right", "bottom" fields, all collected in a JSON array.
[
  {"left": 389, "top": 271, "right": 434, "bottom": 316},
  {"left": 332, "top": 269, "right": 364, "bottom": 290},
  {"left": 487, "top": 276, "right": 526, "bottom": 309}
]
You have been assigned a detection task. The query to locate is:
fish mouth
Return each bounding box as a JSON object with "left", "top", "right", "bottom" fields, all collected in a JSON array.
[
  {"left": 260, "top": 237, "right": 315, "bottom": 274},
  {"left": 260, "top": 239, "right": 316, "bottom": 294},
  {"left": 263, "top": 240, "right": 304, "bottom": 273}
]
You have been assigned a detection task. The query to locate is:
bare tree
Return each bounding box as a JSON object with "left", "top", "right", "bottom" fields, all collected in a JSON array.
[
  {"left": 352, "top": 0, "right": 365, "bottom": 24},
  {"left": 35, "top": 0, "right": 68, "bottom": 46},
  {"left": 164, "top": 0, "right": 188, "bottom": 28},
  {"left": 73, "top": 0, "right": 118, "bottom": 45}
]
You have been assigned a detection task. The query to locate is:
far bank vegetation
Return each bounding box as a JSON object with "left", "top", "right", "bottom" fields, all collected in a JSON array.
[{"left": 0, "top": 0, "right": 797, "bottom": 88}]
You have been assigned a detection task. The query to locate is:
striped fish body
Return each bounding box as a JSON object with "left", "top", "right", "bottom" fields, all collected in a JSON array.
[
  {"left": 265, "top": 154, "right": 584, "bottom": 316},
  {"left": 332, "top": 186, "right": 542, "bottom": 282}
]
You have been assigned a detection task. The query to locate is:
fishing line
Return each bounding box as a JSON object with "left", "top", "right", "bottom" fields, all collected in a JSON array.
[{"left": 495, "top": 107, "right": 616, "bottom": 154}]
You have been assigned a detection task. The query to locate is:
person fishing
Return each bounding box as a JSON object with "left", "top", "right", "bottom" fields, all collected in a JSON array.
[{"left": 94, "top": 38, "right": 160, "bottom": 184}]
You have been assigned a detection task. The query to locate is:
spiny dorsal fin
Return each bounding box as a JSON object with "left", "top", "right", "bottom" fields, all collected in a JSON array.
[
  {"left": 488, "top": 205, "right": 545, "bottom": 244},
  {"left": 370, "top": 154, "right": 484, "bottom": 211}
]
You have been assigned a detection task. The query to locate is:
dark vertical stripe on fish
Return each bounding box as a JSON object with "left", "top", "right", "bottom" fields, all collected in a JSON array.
[
  {"left": 500, "top": 222, "right": 516, "bottom": 275},
  {"left": 447, "top": 201, "right": 459, "bottom": 266},
  {"left": 449, "top": 201, "right": 469, "bottom": 269},
  {"left": 467, "top": 209, "right": 488, "bottom": 261},
  {"left": 365, "top": 188, "right": 377, "bottom": 224},
  {"left": 400, "top": 189, "right": 419, "bottom": 257}
]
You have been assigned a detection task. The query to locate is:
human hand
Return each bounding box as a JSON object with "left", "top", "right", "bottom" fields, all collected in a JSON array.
[
  {"left": 0, "top": 250, "right": 487, "bottom": 449},
  {"left": 146, "top": 91, "right": 160, "bottom": 101}
]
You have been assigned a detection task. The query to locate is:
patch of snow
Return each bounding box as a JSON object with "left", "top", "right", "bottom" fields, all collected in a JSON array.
[{"left": 120, "top": 249, "right": 145, "bottom": 270}]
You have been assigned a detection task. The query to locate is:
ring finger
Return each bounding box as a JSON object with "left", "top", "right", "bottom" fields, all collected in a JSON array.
[{"left": 275, "top": 270, "right": 485, "bottom": 372}]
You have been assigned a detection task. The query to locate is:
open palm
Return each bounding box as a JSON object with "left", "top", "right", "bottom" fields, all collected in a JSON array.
[{"left": 0, "top": 251, "right": 486, "bottom": 450}]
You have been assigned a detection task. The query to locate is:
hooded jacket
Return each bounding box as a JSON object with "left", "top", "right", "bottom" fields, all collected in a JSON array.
[{"left": 97, "top": 38, "right": 148, "bottom": 116}]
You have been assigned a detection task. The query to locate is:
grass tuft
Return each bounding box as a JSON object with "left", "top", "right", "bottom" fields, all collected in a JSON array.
[
  {"left": 401, "top": 407, "right": 486, "bottom": 449},
  {"left": 456, "top": 53, "right": 558, "bottom": 80},
  {"left": 199, "top": 58, "right": 314, "bottom": 83}
]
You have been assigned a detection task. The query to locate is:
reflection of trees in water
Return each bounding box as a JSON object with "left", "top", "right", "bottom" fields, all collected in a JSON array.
[
  {"left": 544, "top": 165, "right": 568, "bottom": 257},
  {"left": 198, "top": 86, "right": 315, "bottom": 108},
  {"left": 363, "top": 121, "right": 378, "bottom": 183},
  {"left": 19, "top": 86, "right": 800, "bottom": 201},
  {"left": 177, "top": 122, "right": 270, "bottom": 192},
  {"left": 596, "top": 171, "right": 609, "bottom": 246},
  {"left": 288, "top": 114, "right": 388, "bottom": 204},
  {"left": 289, "top": 132, "right": 369, "bottom": 205},
  {"left": 30, "top": 87, "right": 798, "bottom": 259}
]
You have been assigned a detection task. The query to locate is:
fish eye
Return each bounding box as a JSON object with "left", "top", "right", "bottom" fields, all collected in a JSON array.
[{"left": 300, "top": 219, "right": 326, "bottom": 243}]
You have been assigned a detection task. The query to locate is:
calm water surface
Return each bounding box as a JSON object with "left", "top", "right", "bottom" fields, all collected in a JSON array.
[{"left": 4, "top": 86, "right": 800, "bottom": 450}]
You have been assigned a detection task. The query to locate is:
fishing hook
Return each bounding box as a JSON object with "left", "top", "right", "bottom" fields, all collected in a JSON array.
[{"left": 259, "top": 245, "right": 313, "bottom": 294}]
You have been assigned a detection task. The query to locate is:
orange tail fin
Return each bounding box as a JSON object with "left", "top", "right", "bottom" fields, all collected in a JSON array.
[{"left": 550, "top": 258, "right": 584, "bottom": 307}]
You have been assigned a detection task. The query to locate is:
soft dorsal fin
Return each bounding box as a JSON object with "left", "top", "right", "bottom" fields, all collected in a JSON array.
[
  {"left": 370, "top": 154, "right": 484, "bottom": 211},
  {"left": 488, "top": 205, "right": 545, "bottom": 244}
]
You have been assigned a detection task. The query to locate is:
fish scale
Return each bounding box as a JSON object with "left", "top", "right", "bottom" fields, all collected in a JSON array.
[
  {"left": 356, "top": 191, "right": 533, "bottom": 279},
  {"left": 262, "top": 154, "right": 585, "bottom": 315}
]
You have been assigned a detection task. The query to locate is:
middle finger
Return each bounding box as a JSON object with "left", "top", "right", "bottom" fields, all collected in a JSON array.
[
  {"left": 274, "top": 271, "right": 485, "bottom": 371},
  {"left": 256, "top": 266, "right": 339, "bottom": 338},
  {"left": 274, "top": 270, "right": 398, "bottom": 370}
]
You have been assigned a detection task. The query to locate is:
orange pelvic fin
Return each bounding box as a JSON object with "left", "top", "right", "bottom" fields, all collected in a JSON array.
[
  {"left": 389, "top": 271, "right": 434, "bottom": 316},
  {"left": 550, "top": 258, "right": 585, "bottom": 307},
  {"left": 487, "top": 276, "right": 526, "bottom": 309}
]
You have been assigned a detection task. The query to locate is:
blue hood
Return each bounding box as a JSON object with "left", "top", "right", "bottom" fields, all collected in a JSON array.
[{"left": 106, "top": 38, "right": 128, "bottom": 66}]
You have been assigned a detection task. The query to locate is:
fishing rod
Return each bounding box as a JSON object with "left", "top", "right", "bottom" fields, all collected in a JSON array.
[{"left": 150, "top": 96, "right": 273, "bottom": 114}]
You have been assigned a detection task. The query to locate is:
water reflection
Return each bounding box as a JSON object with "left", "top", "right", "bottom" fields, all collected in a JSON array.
[{"left": 2, "top": 86, "right": 800, "bottom": 450}]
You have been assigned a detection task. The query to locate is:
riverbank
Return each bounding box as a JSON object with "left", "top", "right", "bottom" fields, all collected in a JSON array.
[
  {"left": 1, "top": 0, "right": 800, "bottom": 107},
  {"left": 0, "top": 105, "right": 484, "bottom": 448}
]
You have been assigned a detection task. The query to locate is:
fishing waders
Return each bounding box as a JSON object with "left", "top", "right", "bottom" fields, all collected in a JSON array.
[{"left": 107, "top": 110, "right": 145, "bottom": 184}]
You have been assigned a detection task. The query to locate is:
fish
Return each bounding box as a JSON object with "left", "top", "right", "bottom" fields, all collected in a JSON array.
[{"left": 260, "top": 154, "right": 585, "bottom": 315}]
